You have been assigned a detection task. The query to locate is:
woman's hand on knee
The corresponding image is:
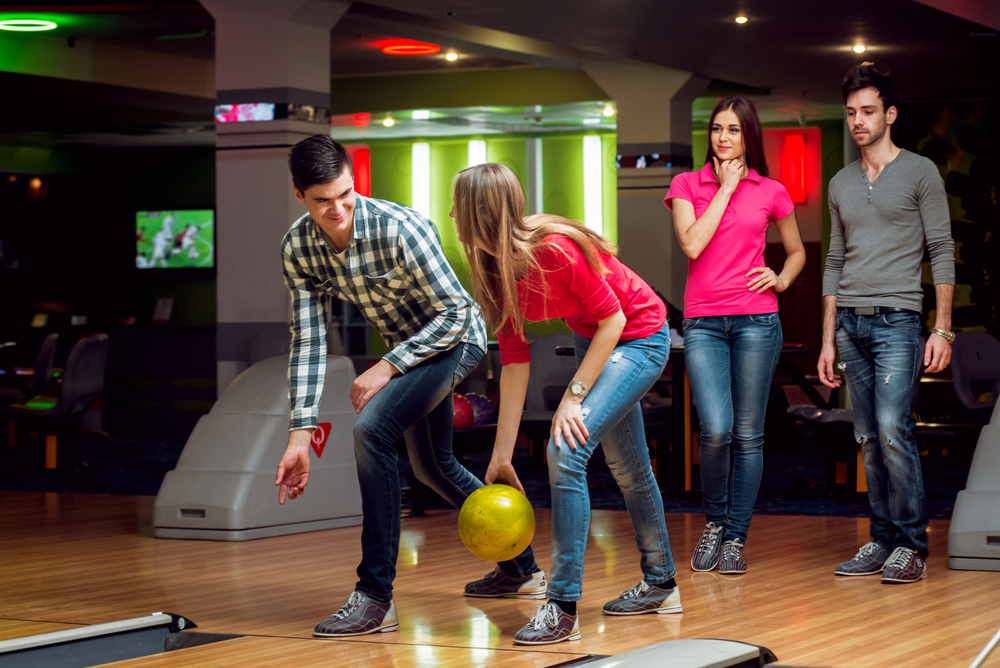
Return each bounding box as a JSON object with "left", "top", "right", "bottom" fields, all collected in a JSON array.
[{"left": 551, "top": 399, "right": 589, "bottom": 451}]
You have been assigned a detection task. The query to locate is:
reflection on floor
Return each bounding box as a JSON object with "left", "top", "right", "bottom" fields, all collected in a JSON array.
[{"left": 1, "top": 491, "right": 995, "bottom": 667}]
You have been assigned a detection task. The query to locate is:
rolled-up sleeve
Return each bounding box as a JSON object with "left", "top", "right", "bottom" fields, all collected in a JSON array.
[
  {"left": 282, "top": 236, "right": 327, "bottom": 431},
  {"left": 917, "top": 163, "right": 955, "bottom": 285}
]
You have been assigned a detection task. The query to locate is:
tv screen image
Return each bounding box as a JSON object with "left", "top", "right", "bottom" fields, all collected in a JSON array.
[{"left": 136, "top": 210, "right": 214, "bottom": 269}]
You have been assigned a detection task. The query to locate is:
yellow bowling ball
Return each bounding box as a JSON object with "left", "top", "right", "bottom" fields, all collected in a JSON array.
[{"left": 458, "top": 484, "right": 535, "bottom": 562}]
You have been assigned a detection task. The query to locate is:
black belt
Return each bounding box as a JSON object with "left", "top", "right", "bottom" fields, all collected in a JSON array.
[{"left": 841, "top": 306, "right": 919, "bottom": 316}]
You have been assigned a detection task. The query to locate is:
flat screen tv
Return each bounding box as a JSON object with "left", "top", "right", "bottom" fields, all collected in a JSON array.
[{"left": 136, "top": 210, "right": 214, "bottom": 269}]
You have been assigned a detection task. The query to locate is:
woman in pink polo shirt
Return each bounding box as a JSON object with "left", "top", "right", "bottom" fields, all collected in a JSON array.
[
  {"left": 451, "top": 163, "right": 680, "bottom": 646},
  {"left": 665, "top": 96, "right": 805, "bottom": 575}
]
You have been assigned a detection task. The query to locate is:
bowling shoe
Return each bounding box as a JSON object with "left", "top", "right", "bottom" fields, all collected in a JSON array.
[
  {"left": 512, "top": 602, "right": 581, "bottom": 645},
  {"left": 313, "top": 591, "right": 398, "bottom": 637},
  {"left": 718, "top": 538, "right": 747, "bottom": 575},
  {"left": 464, "top": 566, "right": 547, "bottom": 599},
  {"left": 880, "top": 547, "right": 927, "bottom": 584},
  {"left": 602, "top": 580, "right": 682, "bottom": 615},
  {"left": 691, "top": 522, "right": 725, "bottom": 571},
  {"left": 834, "top": 540, "right": 892, "bottom": 576}
]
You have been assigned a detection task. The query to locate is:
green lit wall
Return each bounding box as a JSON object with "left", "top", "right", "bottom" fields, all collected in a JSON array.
[{"left": 364, "top": 131, "right": 617, "bottom": 353}]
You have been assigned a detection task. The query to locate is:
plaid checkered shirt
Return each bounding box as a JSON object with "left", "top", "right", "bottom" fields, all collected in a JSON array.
[{"left": 281, "top": 195, "right": 487, "bottom": 431}]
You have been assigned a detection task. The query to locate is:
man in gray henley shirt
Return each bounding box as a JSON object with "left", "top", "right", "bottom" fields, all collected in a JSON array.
[{"left": 819, "top": 63, "right": 955, "bottom": 584}]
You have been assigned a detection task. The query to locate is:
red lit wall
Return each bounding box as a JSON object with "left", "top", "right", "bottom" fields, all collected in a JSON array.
[
  {"left": 343, "top": 144, "right": 371, "bottom": 197},
  {"left": 762, "top": 127, "right": 822, "bottom": 243}
]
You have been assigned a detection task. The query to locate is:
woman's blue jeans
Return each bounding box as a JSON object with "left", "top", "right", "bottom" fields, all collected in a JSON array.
[
  {"left": 546, "top": 321, "right": 676, "bottom": 602},
  {"left": 353, "top": 342, "right": 537, "bottom": 602},
  {"left": 835, "top": 308, "right": 928, "bottom": 557},
  {"left": 682, "top": 313, "right": 782, "bottom": 543}
]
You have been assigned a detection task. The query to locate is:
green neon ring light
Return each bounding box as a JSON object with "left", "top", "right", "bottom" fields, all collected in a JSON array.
[{"left": 0, "top": 19, "right": 59, "bottom": 31}]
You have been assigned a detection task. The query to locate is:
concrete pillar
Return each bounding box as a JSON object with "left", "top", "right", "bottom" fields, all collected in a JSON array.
[
  {"left": 201, "top": 0, "right": 348, "bottom": 394},
  {"left": 584, "top": 62, "right": 709, "bottom": 309}
]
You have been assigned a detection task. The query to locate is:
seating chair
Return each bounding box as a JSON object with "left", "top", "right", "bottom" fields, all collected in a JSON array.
[
  {"left": 787, "top": 337, "right": 924, "bottom": 492},
  {"left": 951, "top": 332, "right": 1000, "bottom": 412},
  {"left": 3, "top": 333, "right": 109, "bottom": 469},
  {"left": 0, "top": 333, "right": 59, "bottom": 407},
  {"left": 519, "top": 333, "right": 576, "bottom": 456}
]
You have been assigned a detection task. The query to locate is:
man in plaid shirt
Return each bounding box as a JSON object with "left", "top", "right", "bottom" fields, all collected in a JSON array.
[{"left": 274, "top": 136, "right": 544, "bottom": 638}]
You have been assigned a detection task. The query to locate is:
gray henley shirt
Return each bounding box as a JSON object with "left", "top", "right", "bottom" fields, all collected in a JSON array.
[{"left": 823, "top": 149, "right": 955, "bottom": 312}]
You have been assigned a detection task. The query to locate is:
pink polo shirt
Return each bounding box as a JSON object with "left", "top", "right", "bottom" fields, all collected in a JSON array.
[{"left": 665, "top": 163, "right": 794, "bottom": 318}]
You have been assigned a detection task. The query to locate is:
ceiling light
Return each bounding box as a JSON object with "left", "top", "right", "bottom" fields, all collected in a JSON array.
[
  {"left": 735, "top": 16, "right": 748, "bottom": 24},
  {"left": 602, "top": 105, "right": 615, "bottom": 117},
  {"left": 445, "top": 52, "right": 458, "bottom": 61},
  {"left": 0, "top": 19, "right": 58, "bottom": 31},
  {"left": 376, "top": 38, "right": 440, "bottom": 55},
  {"left": 412, "top": 110, "right": 431, "bottom": 120},
  {"left": 383, "top": 118, "right": 395, "bottom": 127},
  {"left": 582, "top": 118, "right": 601, "bottom": 125},
  {"left": 854, "top": 44, "right": 866, "bottom": 53}
]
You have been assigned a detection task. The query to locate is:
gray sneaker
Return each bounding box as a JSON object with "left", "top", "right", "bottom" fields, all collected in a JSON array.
[
  {"left": 718, "top": 538, "right": 747, "bottom": 574},
  {"left": 314, "top": 591, "right": 398, "bottom": 637},
  {"left": 691, "top": 522, "right": 725, "bottom": 572},
  {"left": 464, "top": 567, "right": 547, "bottom": 599},
  {"left": 834, "top": 541, "right": 892, "bottom": 576},
  {"left": 513, "top": 602, "right": 581, "bottom": 645},
  {"left": 881, "top": 547, "right": 928, "bottom": 584},
  {"left": 602, "top": 580, "right": 682, "bottom": 616}
]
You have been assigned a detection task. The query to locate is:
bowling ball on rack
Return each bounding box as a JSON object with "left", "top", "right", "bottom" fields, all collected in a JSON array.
[
  {"left": 453, "top": 393, "right": 474, "bottom": 428},
  {"left": 466, "top": 393, "right": 497, "bottom": 426},
  {"left": 458, "top": 484, "right": 535, "bottom": 562}
]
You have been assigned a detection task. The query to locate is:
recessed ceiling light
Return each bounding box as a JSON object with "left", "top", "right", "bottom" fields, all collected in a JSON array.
[
  {"left": 445, "top": 52, "right": 458, "bottom": 61},
  {"left": 412, "top": 110, "right": 431, "bottom": 120},
  {"left": 0, "top": 19, "right": 58, "bottom": 31},
  {"left": 854, "top": 44, "right": 866, "bottom": 53},
  {"left": 383, "top": 118, "right": 395, "bottom": 127},
  {"left": 735, "top": 16, "right": 748, "bottom": 24},
  {"left": 602, "top": 105, "right": 615, "bottom": 117}
]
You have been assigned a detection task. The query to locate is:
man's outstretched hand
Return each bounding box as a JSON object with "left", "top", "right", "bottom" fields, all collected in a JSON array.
[{"left": 276, "top": 430, "right": 312, "bottom": 504}]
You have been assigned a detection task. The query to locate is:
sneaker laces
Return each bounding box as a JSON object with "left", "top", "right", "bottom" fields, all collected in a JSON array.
[
  {"left": 618, "top": 580, "right": 650, "bottom": 599},
  {"left": 699, "top": 522, "right": 724, "bottom": 551},
  {"left": 885, "top": 547, "right": 915, "bottom": 570},
  {"left": 722, "top": 539, "right": 744, "bottom": 560},
  {"left": 331, "top": 591, "right": 365, "bottom": 620},
  {"left": 852, "top": 541, "right": 882, "bottom": 560},
  {"left": 481, "top": 566, "right": 505, "bottom": 580},
  {"left": 529, "top": 603, "right": 561, "bottom": 630}
]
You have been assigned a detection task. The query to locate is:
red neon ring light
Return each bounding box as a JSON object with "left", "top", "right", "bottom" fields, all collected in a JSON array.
[{"left": 376, "top": 39, "right": 440, "bottom": 55}]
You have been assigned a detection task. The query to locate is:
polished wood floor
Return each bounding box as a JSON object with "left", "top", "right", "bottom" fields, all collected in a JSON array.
[{"left": 1, "top": 490, "right": 996, "bottom": 667}]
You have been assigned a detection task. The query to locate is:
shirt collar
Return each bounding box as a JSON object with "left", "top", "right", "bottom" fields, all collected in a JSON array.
[{"left": 697, "top": 161, "right": 762, "bottom": 185}]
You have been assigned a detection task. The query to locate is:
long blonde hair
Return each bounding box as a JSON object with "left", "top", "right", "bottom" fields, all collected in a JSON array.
[{"left": 453, "top": 163, "right": 617, "bottom": 341}]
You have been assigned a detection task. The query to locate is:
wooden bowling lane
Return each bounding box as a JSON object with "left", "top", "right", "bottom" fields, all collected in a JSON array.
[
  {"left": 2, "top": 490, "right": 998, "bottom": 667},
  {"left": 98, "top": 636, "right": 585, "bottom": 667},
  {"left": 0, "top": 619, "right": 82, "bottom": 642}
]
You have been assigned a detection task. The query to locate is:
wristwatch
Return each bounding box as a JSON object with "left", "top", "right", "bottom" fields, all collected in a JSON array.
[
  {"left": 930, "top": 327, "right": 955, "bottom": 343},
  {"left": 568, "top": 380, "right": 588, "bottom": 398}
]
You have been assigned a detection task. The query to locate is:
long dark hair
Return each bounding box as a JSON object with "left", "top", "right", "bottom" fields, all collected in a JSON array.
[{"left": 705, "top": 96, "right": 768, "bottom": 178}]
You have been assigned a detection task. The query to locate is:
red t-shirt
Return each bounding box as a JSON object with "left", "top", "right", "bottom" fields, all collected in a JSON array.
[
  {"left": 665, "top": 163, "right": 795, "bottom": 317},
  {"left": 497, "top": 234, "right": 666, "bottom": 365}
]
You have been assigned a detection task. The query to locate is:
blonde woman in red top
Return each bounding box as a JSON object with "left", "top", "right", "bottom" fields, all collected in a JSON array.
[{"left": 451, "top": 163, "right": 679, "bottom": 646}]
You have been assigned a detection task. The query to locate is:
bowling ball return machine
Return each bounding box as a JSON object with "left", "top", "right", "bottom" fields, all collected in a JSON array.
[{"left": 154, "top": 356, "right": 361, "bottom": 541}]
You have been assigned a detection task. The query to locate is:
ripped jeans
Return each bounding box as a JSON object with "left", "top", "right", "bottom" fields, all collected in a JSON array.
[
  {"left": 545, "top": 321, "right": 676, "bottom": 602},
  {"left": 835, "top": 308, "right": 928, "bottom": 557}
]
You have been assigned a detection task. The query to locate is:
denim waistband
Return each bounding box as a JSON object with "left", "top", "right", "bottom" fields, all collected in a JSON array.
[{"left": 840, "top": 306, "right": 919, "bottom": 316}]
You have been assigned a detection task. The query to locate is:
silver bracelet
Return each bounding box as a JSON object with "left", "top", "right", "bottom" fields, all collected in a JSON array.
[{"left": 930, "top": 327, "right": 955, "bottom": 343}]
